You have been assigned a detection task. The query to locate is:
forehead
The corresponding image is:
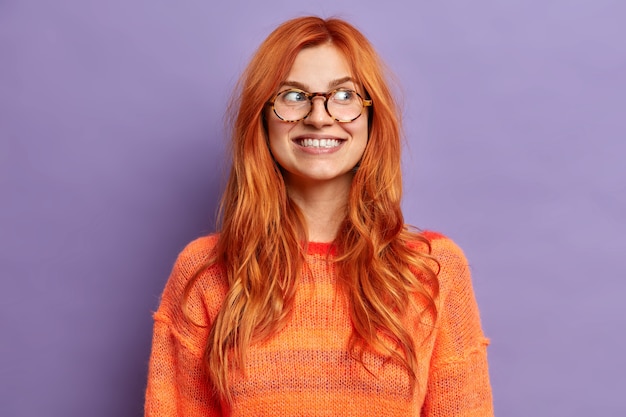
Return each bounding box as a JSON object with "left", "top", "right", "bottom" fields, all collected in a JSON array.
[{"left": 283, "top": 44, "right": 354, "bottom": 90}]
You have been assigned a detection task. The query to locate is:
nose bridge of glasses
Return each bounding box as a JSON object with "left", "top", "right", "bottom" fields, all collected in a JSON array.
[{"left": 307, "top": 92, "right": 333, "bottom": 117}]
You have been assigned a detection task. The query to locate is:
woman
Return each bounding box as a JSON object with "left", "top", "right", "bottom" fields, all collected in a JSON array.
[{"left": 145, "top": 16, "right": 493, "bottom": 417}]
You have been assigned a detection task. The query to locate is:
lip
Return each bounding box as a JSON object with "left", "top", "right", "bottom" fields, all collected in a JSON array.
[
  {"left": 292, "top": 133, "right": 345, "bottom": 141},
  {"left": 291, "top": 134, "right": 346, "bottom": 155}
]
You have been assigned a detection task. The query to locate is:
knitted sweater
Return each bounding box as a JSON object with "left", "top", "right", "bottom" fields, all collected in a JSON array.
[{"left": 145, "top": 232, "right": 493, "bottom": 416}]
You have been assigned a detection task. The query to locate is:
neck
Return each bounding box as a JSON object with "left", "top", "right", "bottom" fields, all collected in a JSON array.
[{"left": 285, "top": 176, "right": 352, "bottom": 243}]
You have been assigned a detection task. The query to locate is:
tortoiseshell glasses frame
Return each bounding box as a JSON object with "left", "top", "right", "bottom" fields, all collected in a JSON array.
[{"left": 267, "top": 88, "right": 373, "bottom": 123}]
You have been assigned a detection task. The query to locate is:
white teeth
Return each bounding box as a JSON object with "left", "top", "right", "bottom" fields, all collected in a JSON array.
[{"left": 299, "top": 138, "right": 341, "bottom": 148}]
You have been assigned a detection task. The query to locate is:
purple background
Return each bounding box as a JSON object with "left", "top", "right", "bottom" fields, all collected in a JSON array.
[{"left": 1, "top": 1, "right": 625, "bottom": 416}]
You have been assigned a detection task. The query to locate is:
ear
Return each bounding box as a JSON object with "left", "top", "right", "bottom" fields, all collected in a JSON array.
[{"left": 261, "top": 108, "right": 269, "bottom": 138}]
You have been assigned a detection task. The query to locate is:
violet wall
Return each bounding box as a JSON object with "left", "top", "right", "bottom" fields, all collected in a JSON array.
[{"left": 1, "top": 1, "right": 624, "bottom": 416}]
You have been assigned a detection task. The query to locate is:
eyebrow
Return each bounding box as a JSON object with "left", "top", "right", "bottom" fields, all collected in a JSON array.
[{"left": 281, "top": 76, "right": 355, "bottom": 92}]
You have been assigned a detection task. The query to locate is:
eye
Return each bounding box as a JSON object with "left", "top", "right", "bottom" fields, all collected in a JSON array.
[
  {"left": 332, "top": 89, "right": 355, "bottom": 103},
  {"left": 281, "top": 90, "right": 308, "bottom": 103}
]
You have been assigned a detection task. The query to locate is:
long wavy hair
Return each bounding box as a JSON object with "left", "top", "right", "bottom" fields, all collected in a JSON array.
[{"left": 183, "top": 16, "right": 440, "bottom": 402}]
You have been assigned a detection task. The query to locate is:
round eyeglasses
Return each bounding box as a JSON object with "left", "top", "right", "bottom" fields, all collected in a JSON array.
[{"left": 268, "top": 88, "right": 372, "bottom": 123}]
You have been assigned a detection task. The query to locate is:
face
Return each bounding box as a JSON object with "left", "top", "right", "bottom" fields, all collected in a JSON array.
[{"left": 266, "top": 44, "right": 369, "bottom": 190}]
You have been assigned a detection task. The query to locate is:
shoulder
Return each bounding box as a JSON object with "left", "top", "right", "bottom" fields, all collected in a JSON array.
[
  {"left": 412, "top": 230, "right": 472, "bottom": 299},
  {"left": 406, "top": 230, "right": 469, "bottom": 269},
  {"left": 156, "top": 234, "right": 225, "bottom": 320},
  {"left": 421, "top": 231, "right": 469, "bottom": 272},
  {"left": 170, "top": 234, "right": 221, "bottom": 281}
]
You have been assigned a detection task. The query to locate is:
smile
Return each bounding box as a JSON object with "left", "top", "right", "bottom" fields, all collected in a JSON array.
[{"left": 296, "top": 138, "right": 343, "bottom": 148}]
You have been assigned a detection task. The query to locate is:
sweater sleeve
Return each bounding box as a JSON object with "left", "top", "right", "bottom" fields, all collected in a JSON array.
[
  {"left": 421, "top": 240, "right": 494, "bottom": 417},
  {"left": 144, "top": 237, "right": 223, "bottom": 417},
  {"left": 144, "top": 318, "right": 221, "bottom": 417}
]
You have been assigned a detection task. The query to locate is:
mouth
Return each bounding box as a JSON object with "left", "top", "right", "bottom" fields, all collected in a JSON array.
[{"left": 293, "top": 138, "right": 344, "bottom": 149}]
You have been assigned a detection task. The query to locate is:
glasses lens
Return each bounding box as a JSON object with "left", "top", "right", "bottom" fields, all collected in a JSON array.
[
  {"left": 273, "top": 90, "right": 310, "bottom": 121},
  {"left": 327, "top": 89, "right": 364, "bottom": 122}
]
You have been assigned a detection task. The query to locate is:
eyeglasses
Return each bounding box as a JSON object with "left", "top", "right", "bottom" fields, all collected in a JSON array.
[{"left": 268, "top": 88, "right": 372, "bottom": 123}]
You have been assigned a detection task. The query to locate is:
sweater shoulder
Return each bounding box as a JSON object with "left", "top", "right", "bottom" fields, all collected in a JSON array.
[
  {"left": 155, "top": 234, "right": 225, "bottom": 323},
  {"left": 417, "top": 230, "right": 471, "bottom": 295},
  {"left": 422, "top": 231, "right": 468, "bottom": 266},
  {"left": 170, "top": 234, "right": 220, "bottom": 282}
]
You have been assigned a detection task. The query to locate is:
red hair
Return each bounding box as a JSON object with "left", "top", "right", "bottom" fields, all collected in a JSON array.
[{"left": 183, "top": 16, "right": 439, "bottom": 402}]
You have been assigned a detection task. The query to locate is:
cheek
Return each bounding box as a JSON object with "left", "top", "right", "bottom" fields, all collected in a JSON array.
[
  {"left": 354, "top": 119, "right": 370, "bottom": 160},
  {"left": 347, "top": 117, "right": 369, "bottom": 146},
  {"left": 266, "top": 117, "right": 295, "bottom": 158}
]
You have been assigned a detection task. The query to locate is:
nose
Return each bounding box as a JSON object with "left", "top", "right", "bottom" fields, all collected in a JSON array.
[{"left": 303, "top": 96, "right": 334, "bottom": 128}]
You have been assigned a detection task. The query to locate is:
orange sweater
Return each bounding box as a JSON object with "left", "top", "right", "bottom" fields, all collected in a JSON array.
[{"left": 145, "top": 232, "right": 493, "bottom": 416}]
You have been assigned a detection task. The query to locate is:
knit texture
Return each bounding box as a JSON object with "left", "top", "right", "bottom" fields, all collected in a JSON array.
[{"left": 145, "top": 232, "right": 493, "bottom": 416}]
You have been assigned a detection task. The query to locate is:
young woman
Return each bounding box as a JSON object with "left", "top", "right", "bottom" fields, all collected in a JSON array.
[{"left": 145, "top": 16, "right": 493, "bottom": 417}]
